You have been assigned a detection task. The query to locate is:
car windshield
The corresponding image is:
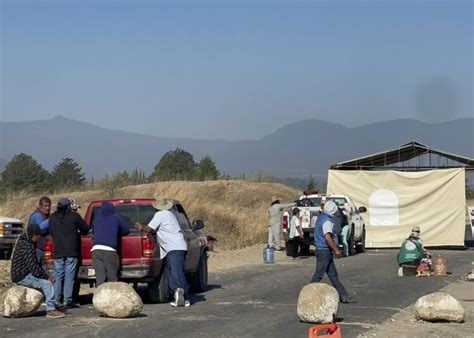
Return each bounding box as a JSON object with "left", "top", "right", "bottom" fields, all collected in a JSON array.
[
  {"left": 326, "top": 197, "right": 347, "bottom": 207},
  {"left": 90, "top": 204, "right": 157, "bottom": 232}
]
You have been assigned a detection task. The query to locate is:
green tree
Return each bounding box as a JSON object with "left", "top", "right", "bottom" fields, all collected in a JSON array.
[
  {"left": 195, "top": 155, "right": 220, "bottom": 181},
  {"left": 149, "top": 148, "right": 196, "bottom": 181},
  {"left": 1, "top": 153, "right": 50, "bottom": 192},
  {"left": 51, "top": 157, "right": 86, "bottom": 190}
]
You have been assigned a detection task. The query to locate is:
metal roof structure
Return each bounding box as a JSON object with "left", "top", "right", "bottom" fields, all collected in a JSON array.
[{"left": 330, "top": 141, "right": 474, "bottom": 171}]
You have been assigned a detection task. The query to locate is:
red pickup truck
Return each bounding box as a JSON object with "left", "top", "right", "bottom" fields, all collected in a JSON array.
[{"left": 44, "top": 198, "right": 209, "bottom": 303}]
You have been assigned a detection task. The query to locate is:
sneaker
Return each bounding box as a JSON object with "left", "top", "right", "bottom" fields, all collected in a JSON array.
[
  {"left": 184, "top": 300, "right": 191, "bottom": 307},
  {"left": 170, "top": 288, "right": 185, "bottom": 307},
  {"left": 64, "top": 303, "right": 81, "bottom": 309},
  {"left": 340, "top": 293, "right": 352, "bottom": 303},
  {"left": 46, "top": 310, "right": 65, "bottom": 319}
]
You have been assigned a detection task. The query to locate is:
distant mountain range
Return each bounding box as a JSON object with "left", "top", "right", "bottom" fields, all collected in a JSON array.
[{"left": 0, "top": 116, "right": 473, "bottom": 179}]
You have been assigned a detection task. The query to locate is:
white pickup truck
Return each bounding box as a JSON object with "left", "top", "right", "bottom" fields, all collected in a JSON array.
[
  {"left": 282, "top": 194, "right": 367, "bottom": 256},
  {"left": 0, "top": 216, "right": 24, "bottom": 259}
]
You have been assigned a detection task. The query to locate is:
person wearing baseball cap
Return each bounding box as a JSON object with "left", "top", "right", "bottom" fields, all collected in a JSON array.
[
  {"left": 48, "top": 197, "right": 90, "bottom": 309},
  {"left": 134, "top": 197, "right": 190, "bottom": 307}
]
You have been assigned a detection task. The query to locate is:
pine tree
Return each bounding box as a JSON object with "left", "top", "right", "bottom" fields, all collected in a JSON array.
[
  {"left": 195, "top": 155, "right": 220, "bottom": 181},
  {"left": 149, "top": 148, "right": 197, "bottom": 181},
  {"left": 51, "top": 157, "right": 86, "bottom": 190},
  {"left": 1, "top": 153, "right": 51, "bottom": 192}
]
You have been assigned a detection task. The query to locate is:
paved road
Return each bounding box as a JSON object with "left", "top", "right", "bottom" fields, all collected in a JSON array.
[{"left": 1, "top": 249, "right": 473, "bottom": 338}]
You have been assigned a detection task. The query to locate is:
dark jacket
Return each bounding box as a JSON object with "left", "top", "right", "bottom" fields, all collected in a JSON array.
[
  {"left": 48, "top": 209, "right": 90, "bottom": 258},
  {"left": 11, "top": 233, "right": 48, "bottom": 283},
  {"left": 92, "top": 202, "right": 130, "bottom": 249}
]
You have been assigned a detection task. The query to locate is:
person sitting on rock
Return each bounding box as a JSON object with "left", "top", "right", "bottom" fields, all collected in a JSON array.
[{"left": 10, "top": 224, "right": 65, "bottom": 318}]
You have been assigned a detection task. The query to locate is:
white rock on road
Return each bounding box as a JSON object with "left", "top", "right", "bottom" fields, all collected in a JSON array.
[
  {"left": 3, "top": 285, "right": 44, "bottom": 318},
  {"left": 297, "top": 283, "right": 339, "bottom": 323},
  {"left": 93, "top": 282, "right": 143, "bottom": 318},
  {"left": 415, "top": 292, "right": 465, "bottom": 323}
]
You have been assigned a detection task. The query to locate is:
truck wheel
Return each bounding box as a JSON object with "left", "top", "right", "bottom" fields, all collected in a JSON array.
[
  {"left": 190, "top": 253, "right": 208, "bottom": 292},
  {"left": 356, "top": 228, "right": 366, "bottom": 253},
  {"left": 348, "top": 225, "right": 356, "bottom": 256},
  {"left": 148, "top": 264, "right": 169, "bottom": 303},
  {"left": 285, "top": 241, "right": 294, "bottom": 256}
]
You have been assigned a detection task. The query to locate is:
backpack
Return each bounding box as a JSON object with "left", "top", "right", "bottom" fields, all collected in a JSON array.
[{"left": 397, "top": 237, "right": 423, "bottom": 266}]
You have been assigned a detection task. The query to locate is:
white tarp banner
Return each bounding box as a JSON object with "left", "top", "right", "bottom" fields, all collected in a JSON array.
[{"left": 327, "top": 168, "right": 466, "bottom": 247}]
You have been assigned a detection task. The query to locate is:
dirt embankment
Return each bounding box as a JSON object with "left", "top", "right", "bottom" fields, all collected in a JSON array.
[{"left": 0, "top": 180, "right": 300, "bottom": 251}]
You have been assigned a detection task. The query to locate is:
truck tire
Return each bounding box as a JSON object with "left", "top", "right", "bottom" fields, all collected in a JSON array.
[
  {"left": 356, "top": 227, "right": 366, "bottom": 253},
  {"left": 190, "top": 253, "right": 208, "bottom": 292},
  {"left": 148, "top": 265, "right": 169, "bottom": 303},
  {"left": 348, "top": 225, "right": 356, "bottom": 256},
  {"left": 285, "top": 241, "right": 294, "bottom": 256}
]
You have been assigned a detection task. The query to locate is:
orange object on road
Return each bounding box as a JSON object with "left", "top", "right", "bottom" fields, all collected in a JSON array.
[{"left": 308, "top": 323, "right": 342, "bottom": 338}]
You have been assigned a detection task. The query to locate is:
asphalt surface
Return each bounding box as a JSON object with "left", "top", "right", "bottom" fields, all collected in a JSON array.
[{"left": 1, "top": 249, "right": 473, "bottom": 338}]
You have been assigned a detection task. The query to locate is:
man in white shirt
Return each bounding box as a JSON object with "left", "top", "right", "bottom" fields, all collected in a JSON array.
[
  {"left": 134, "top": 197, "right": 189, "bottom": 307},
  {"left": 289, "top": 208, "right": 304, "bottom": 258}
]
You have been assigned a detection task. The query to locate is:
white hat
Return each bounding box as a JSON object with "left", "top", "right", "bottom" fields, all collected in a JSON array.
[{"left": 153, "top": 196, "right": 173, "bottom": 210}]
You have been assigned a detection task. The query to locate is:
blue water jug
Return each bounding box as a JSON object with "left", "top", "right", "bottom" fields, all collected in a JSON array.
[{"left": 263, "top": 245, "right": 274, "bottom": 264}]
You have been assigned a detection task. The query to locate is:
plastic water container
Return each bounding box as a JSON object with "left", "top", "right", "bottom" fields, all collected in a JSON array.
[{"left": 263, "top": 245, "right": 274, "bottom": 264}]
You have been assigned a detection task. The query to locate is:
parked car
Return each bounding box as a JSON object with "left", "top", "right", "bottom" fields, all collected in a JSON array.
[
  {"left": 44, "top": 198, "right": 209, "bottom": 303},
  {"left": 0, "top": 216, "right": 24, "bottom": 259},
  {"left": 282, "top": 194, "right": 367, "bottom": 256}
]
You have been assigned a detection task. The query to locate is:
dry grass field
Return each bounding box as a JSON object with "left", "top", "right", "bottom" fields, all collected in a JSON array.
[{"left": 0, "top": 180, "right": 300, "bottom": 251}]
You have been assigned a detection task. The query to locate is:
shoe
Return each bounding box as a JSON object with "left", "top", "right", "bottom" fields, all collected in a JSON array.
[
  {"left": 64, "top": 303, "right": 81, "bottom": 309},
  {"left": 340, "top": 293, "right": 352, "bottom": 303},
  {"left": 170, "top": 288, "right": 185, "bottom": 307},
  {"left": 46, "top": 310, "right": 65, "bottom": 319},
  {"left": 184, "top": 300, "right": 191, "bottom": 307}
]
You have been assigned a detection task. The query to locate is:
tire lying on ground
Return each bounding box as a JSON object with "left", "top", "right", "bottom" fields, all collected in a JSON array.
[
  {"left": 297, "top": 283, "right": 339, "bottom": 323},
  {"left": 3, "top": 285, "right": 43, "bottom": 318},
  {"left": 93, "top": 282, "right": 143, "bottom": 318},
  {"left": 415, "top": 292, "right": 465, "bottom": 323}
]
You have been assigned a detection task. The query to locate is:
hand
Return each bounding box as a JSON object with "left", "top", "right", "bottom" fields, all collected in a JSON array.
[
  {"left": 334, "top": 249, "right": 343, "bottom": 258},
  {"left": 133, "top": 222, "right": 142, "bottom": 231},
  {"left": 48, "top": 276, "right": 55, "bottom": 284},
  {"left": 299, "top": 234, "right": 304, "bottom": 239}
]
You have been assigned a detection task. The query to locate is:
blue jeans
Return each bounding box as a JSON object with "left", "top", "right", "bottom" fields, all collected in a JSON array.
[
  {"left": 53, "top": 257, "right": 78, "bottom": 306},
  {"left": 166, "top": 250, "right": 189, "bottom": 300},
  {"left": 17, "top": 273, "right": 55, "bottom": 312},
  {"left": 311, "top": 249, "right": 348, "bottom": 299}
]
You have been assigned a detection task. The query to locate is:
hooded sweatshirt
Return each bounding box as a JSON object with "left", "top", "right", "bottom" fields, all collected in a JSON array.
[
  {"left": 11, "top": 233, "right": 49, "bottom": 283},
  {"left": 314, "top": 200, "right": 339, "bottom": 250},
  {"left": 91, "top": 202, "right": 130, "bottom": 251}
]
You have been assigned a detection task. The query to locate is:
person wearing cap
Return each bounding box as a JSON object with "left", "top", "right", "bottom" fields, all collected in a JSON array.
[
  {"left": 10, "top": 224, "right": 65, "bottom": 318},
  {"left": 91, "top": 201, "right": 130, "bottom": 286},
  {"left": 69, "top": 198, "right": 81, "bottom": 212},
  {"left": 268, "top": 196, "right": 295, "bottom": 251},
  {"left": 311, "top": 200, "right": 350, "bottom": 303},
  {"left": 28, "top": 196, "right": 52, "bottom": 267},
  {"left": 48, "top": 197, "right": 90, "bottom": 309},
  {"left": 134, "top": 197, "right": 189, "bottom": 307}
]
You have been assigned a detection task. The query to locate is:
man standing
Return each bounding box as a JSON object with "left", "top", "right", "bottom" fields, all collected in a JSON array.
[
  {"left": 91, "top": 202, "right": 130, "bottom": 286},
  {"left": 311, "top": 200, "right": 350, "bottom": 303},
  {"left": 48, "top": 198, "right": 89, "bottom": 309},
  {"left": 28, "top": 196, "right": 51, "bottom": 266},
  {"left": 11, "top": 224, "right": 64, "bottom": 318},
  {"left": 268, "top": 196, "right": 294, "bottom": 251},
  {"left": 134, "top": 197, "right": 189, "bottom": 307}
]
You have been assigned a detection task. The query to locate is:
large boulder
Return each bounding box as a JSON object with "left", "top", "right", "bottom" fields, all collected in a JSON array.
[
  {"left": 3, "top": 285, "right": 43, "bottom": 318},
  {"left": 297, "top": 283, "right": 339, "bottom": 323},
  {"left": 415, "top": 292, "right": 465, "bottom": 323},
  {"left": 93, "top": 282, "right": 143, "bottom": 318}
]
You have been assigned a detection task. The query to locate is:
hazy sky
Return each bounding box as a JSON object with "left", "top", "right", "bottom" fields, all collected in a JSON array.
[{"left": 1, "top": 0, "right": 472, "bottom": 140}]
